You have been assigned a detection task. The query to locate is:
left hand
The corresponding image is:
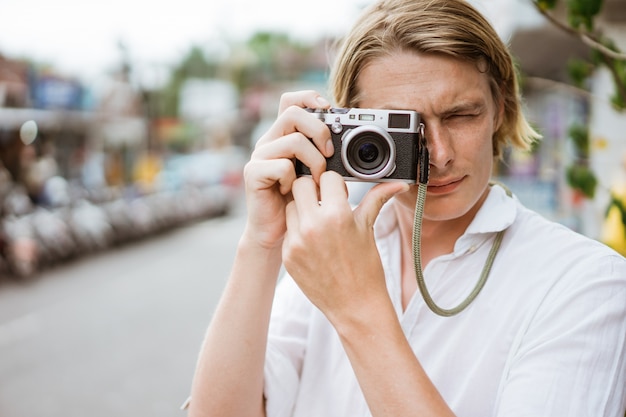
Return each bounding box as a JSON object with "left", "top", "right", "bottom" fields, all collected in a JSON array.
[{"left": 282, "top": 171, "right": 409, "bottom": 323}]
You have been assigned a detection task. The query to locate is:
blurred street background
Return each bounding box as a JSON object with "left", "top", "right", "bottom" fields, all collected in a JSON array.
[
  {"left": 0, "top": 197, "right": 245, "bottom": 417},
  {"left": 0, "top": 0, "right": 625, "bottom": 415}
]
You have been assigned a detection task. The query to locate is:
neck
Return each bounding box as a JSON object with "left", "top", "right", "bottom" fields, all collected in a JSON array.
[
  {"left": 393, "top": 207, "right": 463, "bottom": 269},
  {"left": 393, "top": 187, "right": 490, "bottom": 267}
]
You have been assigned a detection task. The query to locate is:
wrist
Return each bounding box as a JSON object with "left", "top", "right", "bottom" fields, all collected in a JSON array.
[
  {"left": 329, "top": 293, "right": 399, "bottom": 341},
  {"left": 237, "top": 233, "right": 283, "bottom": 257},
  {"left": 241, "top": 224, "right": 285, "bottom": 252},
  {"left": 234, "top": 233, "right": 283, "bottom": 281}
]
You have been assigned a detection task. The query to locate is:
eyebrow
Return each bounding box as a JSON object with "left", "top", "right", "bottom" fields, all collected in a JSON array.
[{"left": 439, "top": 101, "right": 486, "bottom": 118}]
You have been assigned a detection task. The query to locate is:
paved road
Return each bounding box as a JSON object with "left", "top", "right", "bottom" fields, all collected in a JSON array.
[{"left": 0, "top": 202, "right": 246, "bottom": 417}]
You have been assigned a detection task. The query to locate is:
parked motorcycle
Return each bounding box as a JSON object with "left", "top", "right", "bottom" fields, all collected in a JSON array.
[
  {"left": 67, "top": 199, "right": 114, "bottom": 254},
  {"left": 30, "top": 207, "right": 76, "bottom": 266},
  {"left": 1, "top": 214, "right": 39, "bottom": 280},
  {"left": 1, "top": 186, "right": 39, "bottom": 280}
]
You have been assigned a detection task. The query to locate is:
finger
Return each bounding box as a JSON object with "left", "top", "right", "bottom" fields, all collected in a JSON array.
[
  {"left": 283, "top": 200, "right": 300, "bottom": 255},
  {"left": 319, "top": 171, "right": 349, "bottom": 207},
  {"left": 354, "top": 182, "right": 410, "bottom": 228},
  {"left": 256, "top": 106, "right": 333, "bottom": 158},
  {"left": 291, "top": 176, "right": 321, "bottom": 212},
  {"left": 252, "top": 132, "right": 327, "bottom": 182},
  {"left": 277, "top": 90, "right": 331, "bottom": 115},
  {"left": 284, "top": 199, "right": 300, "bottom": 252},
  {"left": 244, "top": 158, "right": 297, "bottom": 195},
  {"left": 285, "top": 199, "right": 298, "bottom": 229},
  {"left": 256, "top": 105, "right": 329, "bottom": 148}
]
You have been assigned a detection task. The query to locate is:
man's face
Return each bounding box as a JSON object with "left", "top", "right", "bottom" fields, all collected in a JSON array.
[{"left": 355, "top": 51, "right": 502, "bottom": 223}]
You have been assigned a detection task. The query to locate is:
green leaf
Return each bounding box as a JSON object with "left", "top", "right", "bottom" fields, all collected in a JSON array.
[
  {"left": 566, "top": 164, "right": 598, "bottom": 198},
  {"left": 567, "top": 0, "right": 603, "bottom": 30},
  {"left": 568, "top": 124, "right": 590, "bottom": 157},
  {"left": 567, "top": 58, "right": 595, "bottom": 88}
]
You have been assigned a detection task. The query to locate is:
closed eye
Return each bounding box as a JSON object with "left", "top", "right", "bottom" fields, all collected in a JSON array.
[
  {"left": 440, "top": 101, "right": 485, "bottom": 121},
  {"left": 445, "top": 113, "right": 478, "bottom": 121}
]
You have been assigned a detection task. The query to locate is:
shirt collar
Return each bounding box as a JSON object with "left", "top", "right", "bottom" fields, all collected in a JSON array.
[{"left": 465, "top": 183, "right": 516, "bottom": 235}]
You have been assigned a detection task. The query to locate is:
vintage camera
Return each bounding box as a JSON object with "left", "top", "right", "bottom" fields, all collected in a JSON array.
[{"left": 296, "top": 108, "right": 427, "bottom": 183}]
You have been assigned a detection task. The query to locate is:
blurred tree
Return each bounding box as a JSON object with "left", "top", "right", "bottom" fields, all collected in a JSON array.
[
  {"left": 159, "top": 46, "right": 219, "bottom": 117},
  {"left": 154, "top": 34, "right": 318, "bottom": 119},
  {"left": 532, "top": 0, "right": 626, "bottom": 199},
  {"left": 566, "top": 124, "right": 597, "bottom": 198},
  {"left": 233, "top": 32, "right": 316, "bottom": 91}
]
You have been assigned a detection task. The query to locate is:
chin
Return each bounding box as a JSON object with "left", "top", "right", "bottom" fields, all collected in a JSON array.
[
  {"left": 394, "top": 185, "right": 480, "bottom": 223},
  {"left": 422, "top": 206, "right": 470, "bottom": 222}
]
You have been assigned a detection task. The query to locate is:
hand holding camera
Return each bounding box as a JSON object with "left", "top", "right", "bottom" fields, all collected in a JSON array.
[
  {"left": 243, "top": 91, "right": 428, "bottom": 253},
  {"left": 242, "top": 91, "right": 332, "bottom": 250}
]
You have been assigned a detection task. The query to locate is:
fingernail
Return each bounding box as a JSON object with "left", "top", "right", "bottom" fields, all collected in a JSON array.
[
  {"left": 325, "top": 140, "right": 335, "bottom": 156},
  {"left": 316, "top": 96, "right": 330, "bottom": 108}
]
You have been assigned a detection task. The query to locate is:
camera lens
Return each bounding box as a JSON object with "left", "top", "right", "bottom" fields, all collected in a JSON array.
[
  {"left": 350, "top": 137, "right": 385, "bottom": 172},
  {"left": 341, "top": 125, "right": 396, "bottom": 180},
  {"left": 358, "top": 143, "right": 379, "bottom": 163}
]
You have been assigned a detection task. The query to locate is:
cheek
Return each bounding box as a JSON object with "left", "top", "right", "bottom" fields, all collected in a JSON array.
[
  {"left": 457, "top": 122, "right": 496, "bottom": 166},
  {"left": 472, "top": 137, "right": 494, "bottom": 168},
  {"left": 463, "top": 137, "right": 494, "bottom": 188}
]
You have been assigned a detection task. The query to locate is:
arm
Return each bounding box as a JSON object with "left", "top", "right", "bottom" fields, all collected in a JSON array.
[
  {"left": 335, "top": 296, "right": 454, "bottom": 417},
  {"left": 187, "top": 91, "right": 333, "bottom": 417},
  {"left": 282, "top": 173, "right": 455, "bottom": 417},
  {"left": 187, "top": 241, "right": 281, "bottom": 417}
]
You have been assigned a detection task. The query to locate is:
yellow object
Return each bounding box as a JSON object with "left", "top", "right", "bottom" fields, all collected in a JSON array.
[
  {"left": 133, "top": 152, "right": 162, "bottom": 192},
  {"left": 601, "top": 204, "right": 626, "bottom": 255}
]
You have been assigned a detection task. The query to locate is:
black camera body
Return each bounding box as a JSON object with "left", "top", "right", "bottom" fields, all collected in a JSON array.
[{"left": 296, "top": 108, "right": 426, "bottom": 184}]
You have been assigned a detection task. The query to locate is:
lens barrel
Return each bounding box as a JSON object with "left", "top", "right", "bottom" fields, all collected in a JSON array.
[{"left": 341, "top": 125, "right": 396, "bottom": 180}]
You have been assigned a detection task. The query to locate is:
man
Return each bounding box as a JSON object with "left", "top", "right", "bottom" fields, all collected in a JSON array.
[{"left": 187, "top": 0, "right": 626, "bottom": 416}]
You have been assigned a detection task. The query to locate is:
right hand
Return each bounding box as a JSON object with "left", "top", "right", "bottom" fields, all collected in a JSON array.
[{"left": 242, "top": 91, "right": 334, "bottom": 250}]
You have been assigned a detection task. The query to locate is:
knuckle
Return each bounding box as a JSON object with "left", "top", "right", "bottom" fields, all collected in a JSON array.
[
  {"left": 276, "top": 158, "right": 296, "bottom": 176},
  {"left": 299, "top": 217, "right": 318, "bottom": 235},
  {"left": 279, "top": 91, "right": 297, "bottom": 104},
  {"left": 281, "top": 104, "right": 304, "bottom": 120},
  {"left": 243, "top": 159, "right": 259, "bottom": 179},
  {"left": 324, "top": 209, "right": 351, "bottom": 229},
  {"left": 283, "top": 235, "right": 306, "bottom": 263}
]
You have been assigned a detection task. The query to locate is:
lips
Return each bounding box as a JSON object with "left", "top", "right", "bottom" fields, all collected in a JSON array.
[{"left": 427, "top": 177, "right": 464, "bottom": 194}]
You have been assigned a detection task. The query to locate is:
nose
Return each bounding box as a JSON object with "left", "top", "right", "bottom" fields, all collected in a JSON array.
[{"left": 426, "top": 125, "right": 454, "bottom": 170}]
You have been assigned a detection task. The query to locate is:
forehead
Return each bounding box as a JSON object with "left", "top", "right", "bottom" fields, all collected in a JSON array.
[{"left": 355, "top": 51, "right": 494, "bottom": 113}]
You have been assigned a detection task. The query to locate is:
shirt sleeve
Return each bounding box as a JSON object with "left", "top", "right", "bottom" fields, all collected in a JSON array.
[
  {"left": 494, "top": 253, "right": 626, "bottom": 417},
  {"left": 264, "top": 272, "right": 314, "bottom": 417}
]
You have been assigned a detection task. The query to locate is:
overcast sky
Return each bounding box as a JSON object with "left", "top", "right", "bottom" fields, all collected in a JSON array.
[{"left": 0, "top": 0, "right": 542, "bottom": 84}]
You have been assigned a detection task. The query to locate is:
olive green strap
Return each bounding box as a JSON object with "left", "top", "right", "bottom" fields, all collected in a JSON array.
[{"left": 411, "top": 183, "right": 507, "bottom": 317}]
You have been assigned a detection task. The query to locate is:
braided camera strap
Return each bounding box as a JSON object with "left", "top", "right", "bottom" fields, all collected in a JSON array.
[{"left": 411, "top": 182, "right": 507, "bottom": 317}]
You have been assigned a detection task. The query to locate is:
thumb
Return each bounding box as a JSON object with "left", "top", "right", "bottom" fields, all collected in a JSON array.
[{"left": 355, "top": 182, "right": 410, "bottom": 228}]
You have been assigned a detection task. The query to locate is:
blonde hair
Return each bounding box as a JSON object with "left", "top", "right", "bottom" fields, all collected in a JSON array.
[{"left": 330, "top": 0, "right": 540, "bottom": 156}]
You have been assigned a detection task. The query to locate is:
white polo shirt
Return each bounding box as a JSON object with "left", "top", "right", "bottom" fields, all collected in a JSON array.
[{"left": 264, "top": 184, "right": 626, "bottom": 417}]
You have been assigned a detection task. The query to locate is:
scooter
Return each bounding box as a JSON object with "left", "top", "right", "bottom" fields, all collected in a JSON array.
[
  {"left": 1, "top": 186, "right": 39, "bottom": 280},
  {"left": 1, "top": 213, "right": 39, "bottom": 280}
]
